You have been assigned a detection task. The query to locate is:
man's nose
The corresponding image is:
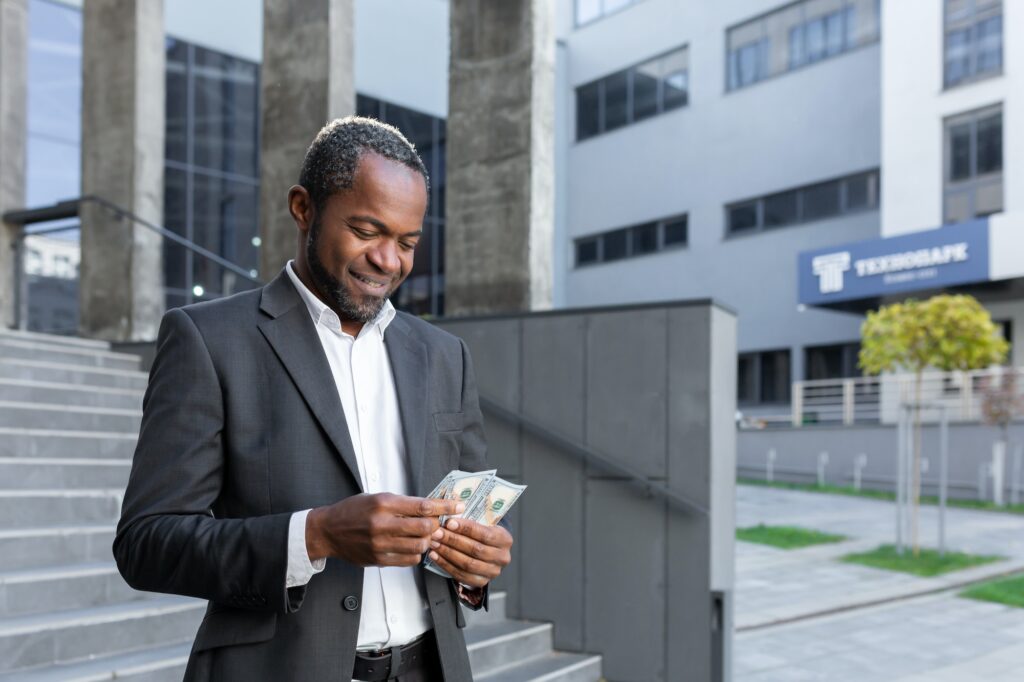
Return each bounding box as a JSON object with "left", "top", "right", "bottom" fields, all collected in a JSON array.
[{"left": 367, "top": 239, "right": 401, "bottom": 275}]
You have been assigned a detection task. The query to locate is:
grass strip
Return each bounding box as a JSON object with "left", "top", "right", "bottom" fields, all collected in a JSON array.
[
  {"left": 960, "top": 573, "right": 1024, "bottom": 608},
  {"left": 736, "top": 523, "right": 846, "bottom": 549},
  {"left": 738, "top": 478, "right": 1024, "bottom": 516},
  {"left": 841, "top": 544, "right": 1003, "bottom": 577}
]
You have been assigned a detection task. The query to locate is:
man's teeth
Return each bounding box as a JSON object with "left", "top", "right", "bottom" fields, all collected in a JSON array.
[{"left": 354, "top": 273, "right": 386, "bottom": 288}]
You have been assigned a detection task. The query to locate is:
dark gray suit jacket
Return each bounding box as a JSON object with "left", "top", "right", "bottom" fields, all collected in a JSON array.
[{"left": 114, "top": 270, "right": 489, "bottom": 681}]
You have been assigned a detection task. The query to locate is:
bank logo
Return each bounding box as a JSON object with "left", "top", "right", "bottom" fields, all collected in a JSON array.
[{"left": 812, "top": 251, "right": 851, "bottom": 294}]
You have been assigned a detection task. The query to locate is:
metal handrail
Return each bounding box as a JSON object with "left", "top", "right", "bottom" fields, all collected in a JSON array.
[
  {"left": 478, "top": 395, "right": 709, "bottom": 517},
  {"left": 3, "top": 195, "right": 262, "bottom": 284}
]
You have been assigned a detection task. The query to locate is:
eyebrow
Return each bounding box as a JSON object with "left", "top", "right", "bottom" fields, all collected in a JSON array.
[{"left": 347, "top": 215, "right": 422, "bottom": 238}]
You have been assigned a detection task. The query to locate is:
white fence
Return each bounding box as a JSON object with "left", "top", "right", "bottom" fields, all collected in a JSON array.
[{"left": 740, "top": 367, "right": 1024, "bottom": 429}]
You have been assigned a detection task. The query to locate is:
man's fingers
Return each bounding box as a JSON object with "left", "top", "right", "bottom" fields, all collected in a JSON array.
[
  {"left": 375, "top": 515, "right": 439, "bottom": 538},
  {"left": 429, "top": 543, "right": 502, "bottom": 582},
  {"left": 428, "top": 551, "right": 490, "bottom": 588},
  {"left": 385, "top": 494, "right": 464, "bottom": 519},
  {"left": 434, "top": 528, "right": 511, "bottom": 567},
  {"left": 444, "top": 518, "right": 513, "bottom": 549},
  {"left": 371, "top": 534, "right": 433, "bottom": 556}
]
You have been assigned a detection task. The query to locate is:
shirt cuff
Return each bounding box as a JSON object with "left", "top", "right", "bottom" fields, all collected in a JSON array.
[{"left": 286, "top": 509, "right": 326, "bottom": 589}]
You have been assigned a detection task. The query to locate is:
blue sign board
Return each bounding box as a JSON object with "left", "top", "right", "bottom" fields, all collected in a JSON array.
[{"left": 798, "top": 219, "right": 990, "bottom": 306}]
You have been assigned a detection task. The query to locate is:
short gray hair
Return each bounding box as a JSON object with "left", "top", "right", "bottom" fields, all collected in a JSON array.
[{"left": 298, "top": 116, "right": 429, "bottom": 211}]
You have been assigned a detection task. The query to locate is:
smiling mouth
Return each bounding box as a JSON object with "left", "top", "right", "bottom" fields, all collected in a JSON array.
[{"left": 351, "top": 271, "right": 390, "bottom": 291}]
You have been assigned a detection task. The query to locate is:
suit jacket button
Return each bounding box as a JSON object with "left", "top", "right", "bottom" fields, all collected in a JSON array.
[{"left": 342, "top": 595, "right": 359, "bottom": 611}]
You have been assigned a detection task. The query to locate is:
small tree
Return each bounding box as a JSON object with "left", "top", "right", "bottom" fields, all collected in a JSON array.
[{"left": 859, "top": 294, "right": 1008, "bottom": 552}]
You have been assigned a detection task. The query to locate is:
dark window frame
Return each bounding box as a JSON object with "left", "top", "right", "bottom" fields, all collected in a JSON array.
[
  {"left": 573, "top": 213, "right": 688, "bottom": 268},
  {"left": 738, "top": 348, "right": 793, "bottom": 406},
  {"left": 943, "top": 103, "right": 1003, "bottom": 224},
  {"left": 943, "top": 0, "right": 1003, "bottom": 90}
]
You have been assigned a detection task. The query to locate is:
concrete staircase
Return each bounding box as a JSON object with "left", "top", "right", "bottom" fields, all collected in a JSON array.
[{"left": 0, "top": 329, "right": 601, "bottom": 681}]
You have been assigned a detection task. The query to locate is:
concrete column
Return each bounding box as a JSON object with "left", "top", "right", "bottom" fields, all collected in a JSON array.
[
  {"left": 446, "top": 0, "right": 555, "bottom": 315},
  {"left": 259, "top": 0, "right": 354, "bottom": 278},
  {"left": 80, "top": 0, "right": 165, "bottom": 341},
  {"left": 0, "top": 0, "right": 27, "bottom": 329}
]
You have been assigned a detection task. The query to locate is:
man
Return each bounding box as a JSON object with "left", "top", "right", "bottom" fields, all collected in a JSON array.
[{"left": 114, "top": 117, "right": 513, "bottom": 681}]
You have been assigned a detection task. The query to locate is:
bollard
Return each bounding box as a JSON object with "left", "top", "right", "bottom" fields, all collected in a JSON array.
[
  {"left": 767, "top": 448, "right": 777, "bottom": 483},
  {"left": 978, "top": 463, "right": 989, "bottom": 501},
  {"left": 992, "top": 441, "right": 1006, "bottom": 507},
  {"left": 853, "top": 453, "right": 867, "bottom": 491},
  {"left": 1012, "top": 442, "right": 1023, "bottom": 506},
  {"left": 817, "top": 451, "right": 829, "bottom": 487}
]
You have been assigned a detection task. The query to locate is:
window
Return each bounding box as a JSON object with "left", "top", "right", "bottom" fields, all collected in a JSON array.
[
  {"left": 576, "top": 46, "right": 689, "bottom": 141},
  {"left": 805, "top": 342, "right": 861, "bottom": 380},
  {"left": 944, "top": 105, "right": 1003, "bottom": 224},
  {"left": 944, "top": 0, "right": 1002, "bottom": 88},
  {"left": 738, "top": 350, "right": 792, "bottom": 404},
  {"left": 727, "top": 0, "right": 880, "bottom": 92},
  {"left": 575, "top": 0, "right": 643, "bottom": 27},
  {"left": 574, "top": 214, "right": 688, "bottom": 267},
  {"left": 726, "top": 169, "right": 879, "bottom": 236}
]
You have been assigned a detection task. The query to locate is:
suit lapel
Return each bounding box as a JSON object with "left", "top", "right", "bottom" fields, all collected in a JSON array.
[
  {"left": 384, "top": 316, "right": 429, "bottom": 496},
  {"left": 257, "top": 272, "right": 363, "bottom": 491}
]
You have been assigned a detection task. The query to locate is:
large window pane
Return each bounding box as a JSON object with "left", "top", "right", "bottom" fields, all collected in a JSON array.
[
  {"left": 738, "top": 354, "right": 757, "bottom": 404},
  {"left": 763, "top": 190, "right": 799, "bottom": 227},
  {"left": 576, "top": 238, "right": 599, "bottom": 266},
  {"left": 844, "top": 172, "right": 875, "bottom": 210},
  {"left": 944, "top": 29, "right": 971, "bottom": 87},
  {"left": 760, "top": 350, "right": 791, "bottom": 403},
  {"left": 632, "top": 59, "right": 660, "bottom": 121},
  {"left": 976, "top": 15, "right": 1003, "bottom": 74},
  {"left": 949, "top": 122, "right": 972, "bottom": 180},
  {"left": 576, "top": 81, "right": 601, "bottom": 140},
  {"left": 631, "top": 222, "right": 658, "bottom": 254},
  {"left": 192, "top": 46, "right": 259, "bottom": 176},
  {"left": 802, "top": 180, "right": 841, "bottom": 220},
  {"left": 729, "top": 202, "right": 759, "bottom": 233},
  {"left": 602, "top": 229, "right": 628, "bottom": 261},
  {"left": 661, "top": 49, "right": 689, "bottom": 111},
  {"left": 976, "top": 112, "right": 1002, "bottom": 174},
  {"left": 663, "top": 216, "right": 688, "bottom": 246},
  {"left": 165, "top": 42, "right": 188, "bottom": 163},
  {"left": 603, "top": 71, "right": 629, "bottom": 131}
]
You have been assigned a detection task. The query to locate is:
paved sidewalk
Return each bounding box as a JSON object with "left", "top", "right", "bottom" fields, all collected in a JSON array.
[{"left": 734, "top": 485, "right": 1024, "bottom": 681}]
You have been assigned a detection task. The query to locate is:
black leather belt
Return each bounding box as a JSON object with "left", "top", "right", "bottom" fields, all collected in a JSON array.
[{"left": 352, "top": 630, "right": 436, "bottom": 681}]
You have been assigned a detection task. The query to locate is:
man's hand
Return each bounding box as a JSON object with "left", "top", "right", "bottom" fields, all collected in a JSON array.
[
  {"left": 306, "top": 493, "right": 463, "bottom": 567},
  {"left": 428, "top": 518, "right": 513, "bottom": 588}
]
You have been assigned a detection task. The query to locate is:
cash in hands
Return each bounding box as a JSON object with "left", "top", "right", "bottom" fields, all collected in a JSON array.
[{"left": 423, "top": 469, "right": 526, "bottom": 579}]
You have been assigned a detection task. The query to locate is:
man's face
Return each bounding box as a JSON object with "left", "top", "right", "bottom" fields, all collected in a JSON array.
[{"left": 301, "top": 153, "right": 427, "bottom": 325}]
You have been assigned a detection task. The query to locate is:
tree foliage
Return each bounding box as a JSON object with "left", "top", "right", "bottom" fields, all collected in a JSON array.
[{"left": 859, "top": 294, "right": 1008, "bottom": 376}]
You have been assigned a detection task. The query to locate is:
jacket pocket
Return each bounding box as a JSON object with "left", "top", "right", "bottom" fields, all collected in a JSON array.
[
  {"left": 192, "top": 605, "right": 277, "bottom": 653},
  {"left": 433, "top": 411, "right": 464, "bottom": 432}
]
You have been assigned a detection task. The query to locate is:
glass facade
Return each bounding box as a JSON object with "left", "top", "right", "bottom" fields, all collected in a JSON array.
[
  {"left": 576, "top": 46, "right": 688, "bottom": 142},
  {"left": 726, "top": 170, "right": 879, "bottom": 236},
  {"left": 357, "top": 95, "right": 447, "bottom": 317},
  {"left": 726, "top": 0, "right": 880, "bottom": 91},
  {"left": 944, "top": 105, "right": 1003, "bottom": 223},
  {"left": 575, "top": 214, "right": 687, "bottom": 267},
  {"left": 944, "top": 0, "right": 1002, "bottom": 88},
  {"left": 164, "top": 39, "right": 261, "bottom": 310}
]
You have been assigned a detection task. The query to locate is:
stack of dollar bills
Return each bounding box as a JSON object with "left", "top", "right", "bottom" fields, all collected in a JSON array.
[{"left": 423, "top": 469, "right": 526, "bottom": 578}]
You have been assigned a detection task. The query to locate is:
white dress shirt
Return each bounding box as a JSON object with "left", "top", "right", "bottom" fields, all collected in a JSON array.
[{"left": 283, "top": 261, "right": 431, "bottom": 650}]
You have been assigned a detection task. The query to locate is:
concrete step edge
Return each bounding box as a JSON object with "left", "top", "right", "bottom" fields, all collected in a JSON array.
[
  {"left": 0, "top": 330, "right": 110, "bottom": 350},
  {"left": 0, "top": 378, "right": 144, "bottom": 397},
  {"left": 0, "top": 457, "right": 132, "bottom": 467},
  {"left": 0, "top": 401, "right": 142, "bottom": 417},
  {"left": 466, "top": 621, "right": 552, "bottom": 652},
  {"left": 0, "top": 524, "right": 114, "bottom": 541},
  {"left": 0, "top": 339, "right": 142, "bottom": 364},
  {"left": 0, "top": 427, "right": 138, "bottom": 440},
  {"left": 0, "top": 640, "right": 191, "bottom": 682},
  {"left": 475, "top": 652, "right": 603, "bottom": 682},
  {"left": 0, "top": 596, "right": 203, "bottom": 638},
  {"left": 0, "top": 358, "right": 147, "bottom": 379},
  {"left": 0, "top": 561, "right": 117, "bottom": 585}
]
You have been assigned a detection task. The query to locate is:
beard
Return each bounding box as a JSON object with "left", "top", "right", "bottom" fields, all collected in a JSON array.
[{"left": 306, "top": 216, "right": 395, "bottom": 324}]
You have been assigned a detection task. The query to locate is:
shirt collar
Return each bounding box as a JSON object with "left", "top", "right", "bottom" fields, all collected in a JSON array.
[{"left": 284, "top": 260, "right": 395, "bottom": 339}]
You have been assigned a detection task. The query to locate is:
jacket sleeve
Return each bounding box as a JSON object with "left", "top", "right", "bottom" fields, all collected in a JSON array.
[{"left": 113, "top": 308, "right": 296, "bottom": 613}]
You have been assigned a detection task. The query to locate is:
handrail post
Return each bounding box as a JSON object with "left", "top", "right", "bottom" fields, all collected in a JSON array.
[
  {"left": 792, "top": 381, "right": 803, "bottom": 427},
  {"left": 842, "top": 379, "right": 855, "bottom": 425}
]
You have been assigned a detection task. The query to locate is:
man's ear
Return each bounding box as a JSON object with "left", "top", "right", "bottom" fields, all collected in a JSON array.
[{"left": 288, "top": 185, "right": 314, "bottom": 236}]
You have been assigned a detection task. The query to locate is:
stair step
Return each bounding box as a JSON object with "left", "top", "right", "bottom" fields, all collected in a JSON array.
[
  {"left": 0, "top": 490, "right": 122, "bottom": 528},
  {"left": 0, "top": 330, "right": 110, "bottom": 351},
  {"left": 0, "top": 339, "right": 141, "bottom": 372},
  {"left": 0, "top": 458, "right": 131, "bottom": 490},
  {"left": 475, "top": 651, "right": 603, "bottom": 682},
  {"left": 0, "top": 596, "right": 203, "bottom": 673},
  {"left": 0, "top": 640, "right": 190, "bottom": 682},
  {"left": 0, "top": 402, "right": 141, "bottom": 434},
  {"left": 466, "top": 620, "right": 553, "bottom": 678},
  {"left": 0, "top": 526, "right": 115, "bottom": 572},
  {"left": 0, "top": 379, "right": 143, "bottom": 410},
  {"left": 0, "top": 359, "right": 148, "bottom": 390},
  {"left": 0, "top": 562, "right": 144, "bottom": 618},
  {"left": 0, "top": 428, "right": 137, "bottom": 459},
  {"left": 464, "top": 590, "right": 506, "bottom": 628}
]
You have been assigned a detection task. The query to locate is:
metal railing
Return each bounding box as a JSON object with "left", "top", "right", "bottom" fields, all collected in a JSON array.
[
  {"left": 741, "top": 366, "right": 1024, "bottom": 429},
  {"left": 3, "top": 196, "right": 262, "bottom": 334}
]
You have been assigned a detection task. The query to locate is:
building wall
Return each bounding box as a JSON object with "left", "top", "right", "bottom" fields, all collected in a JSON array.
[
  {"left": 882, "top": 0, "right": 1023, "bottom": 237},
  {"left": 560, "top": 0, "right": 881, "bottom": 378}
]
